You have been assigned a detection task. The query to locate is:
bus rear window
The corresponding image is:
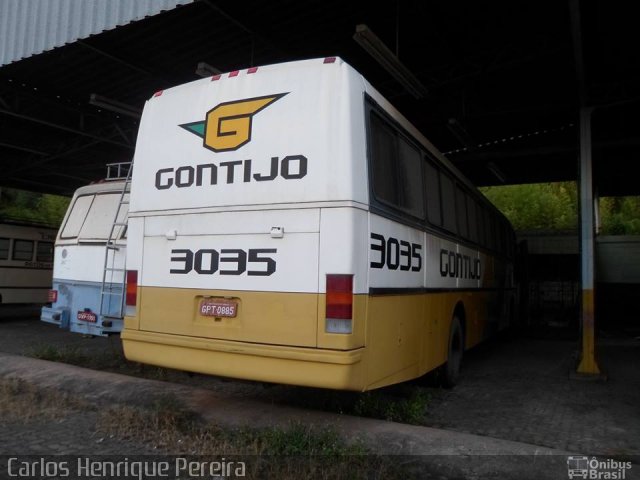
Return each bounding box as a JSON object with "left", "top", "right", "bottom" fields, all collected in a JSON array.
[
  {"left": 78, "top": 193, "right": 121, "bottom": 240},
  {"left": 60, "top": 193, "right": 124, "bottom": 241},
  {"left": 61, "top": 195, "right": 93, "bottom": 239}
]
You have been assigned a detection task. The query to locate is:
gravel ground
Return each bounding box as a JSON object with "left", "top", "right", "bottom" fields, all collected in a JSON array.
[{"left": 1, "top": 308, "right": 639, "bottom": 457}]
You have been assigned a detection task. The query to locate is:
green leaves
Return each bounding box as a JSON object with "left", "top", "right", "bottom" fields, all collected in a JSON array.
[
  {"left": 0, "top": 188, "right": 70, "bottom": 226},
  {"left": 480, "top": 183, "right": 578, "bottom": 232}
]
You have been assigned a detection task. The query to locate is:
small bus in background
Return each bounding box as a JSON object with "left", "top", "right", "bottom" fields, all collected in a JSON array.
[
  {"left": 0, "top": 219, "right": 56, "bottom": 304},
  {"left": 122, "top": 58, "right": 516, "bottom": 390},
  {"left": 41, "top": 163, "right": 129, "bottom": 336}
]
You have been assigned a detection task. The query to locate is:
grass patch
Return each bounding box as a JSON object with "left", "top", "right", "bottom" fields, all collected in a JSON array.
[
  {"left": 353, "top": 388, "right": 430, "bottom": 424},
  {"left": 30, "top": 344, "right": 89, "bottom": 364},
  {"left": 276, "top": 384, "right": 432, "bottom": 425},
  {"left": 96, "top": 395, "right": 409, "bottom": 479},
  {"left": 0, "top": 380, "right": 424, "bottom": 477},
  {"left": 27, "top": 344, "right": 434, "bottom": 426},
  {"left": 0, "top": 377, "right": 92, "bottom": 420},
  {"left": 27, "top": 343, "right": 171, "bottom": 380}
]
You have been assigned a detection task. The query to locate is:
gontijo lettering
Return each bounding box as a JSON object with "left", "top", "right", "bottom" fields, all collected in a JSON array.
[
  {"left": 439, "top": 248, "right": 481, "bottom": 279},
  {"left": 154, "top": 155, "right": 307, "bottom": 190}
]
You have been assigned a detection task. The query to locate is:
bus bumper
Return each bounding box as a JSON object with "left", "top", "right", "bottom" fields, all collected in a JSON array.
[
  {"left": 40, "top": 306, "right": 70, "bottom": 329},
  {"left": 121, "top": 328, "right": 367, "bottom": 391}
]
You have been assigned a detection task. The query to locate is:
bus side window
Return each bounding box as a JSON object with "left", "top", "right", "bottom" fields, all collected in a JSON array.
[
  {"left": 370, "top": 113, "right": 398, "bottom": 206},
  {"left": 485, "top": 210, "right": 495, "bottom": 249},
  {"left": 370, "top": 112, "right": 424, "bottom": 220},
  {"left": 397, "top": 136, "right": 424, "bottom": 218},
  {"left": 0, "top": 238, "right": 9, "bottom": 260},
  {"left": 424, "top": 160, "right": 441, "bottom": 226},
  {"left": 466, "top": 194, "right": 478, "bottom": 243},
  {"left": 12, "top": 240, "right": 34, "bottom": 261},
  {"left": 440, "top": 172, "right": 457, "bottom": 234},
  {"left": 496, "top": 221, "right": 504, "bottom": 252},
  {"left": 36, "top": 241, "right": 54, "bottom": 262},
  {"left": 476, "top": 205, "right": 485, "bottom": 247},
  {"left": 456, "top": 186, "right": 468, "bottom": 239}
]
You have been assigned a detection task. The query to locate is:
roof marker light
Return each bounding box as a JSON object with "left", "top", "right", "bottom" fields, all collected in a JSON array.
[
  {"left": 229, "top": 70, "right": 239, "bottom": 77},
  {"left": 153, "top": 90, "right": 163, "bottom": 97},
  {"left": 211, "top": 74, "right": 222, "bottom": 81},
  {"left": 247, "top": 67, "right": 258, "bottom": 74},
  {"left": 324, "top": 57, "right": 337, "bottom": 64}
]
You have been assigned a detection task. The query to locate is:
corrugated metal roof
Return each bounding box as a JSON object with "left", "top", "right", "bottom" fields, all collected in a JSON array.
[{"left": 0, "top": 0, "right": 193, "bottom": 66}]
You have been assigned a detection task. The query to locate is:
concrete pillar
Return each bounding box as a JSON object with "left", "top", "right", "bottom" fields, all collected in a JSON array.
[{"left": 577, "top": 107, "right": 601, "bottom": 375}]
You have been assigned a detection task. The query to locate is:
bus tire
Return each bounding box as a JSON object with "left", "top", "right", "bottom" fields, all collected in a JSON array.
[{"left": 442, "top": 316, "right": 463, "bottom": 388}]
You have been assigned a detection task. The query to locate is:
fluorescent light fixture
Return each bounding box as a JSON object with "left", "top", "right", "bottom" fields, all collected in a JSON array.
[
  {"left": 89, "top": 94, "right": 141, "bottom": 118},
  {"left": 195, "top": 61, "right": 222, "bottom": 77},
  {"left": 353, "top": 24, "right": 428, "bottom": 99},
  {"left": 487, "top": 161, "right": 507, "bottom": 184}
]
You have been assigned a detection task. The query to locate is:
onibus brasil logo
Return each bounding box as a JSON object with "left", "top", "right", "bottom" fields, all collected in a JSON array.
[
  {"left": 179, "top": 93, "right": 288, "bottom": 152},
  {"left": 567, "top": 456, "right": 632, "bottom": 479}
]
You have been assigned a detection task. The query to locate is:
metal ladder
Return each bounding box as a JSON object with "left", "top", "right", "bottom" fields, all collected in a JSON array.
[{"left": 98, "top": 162, "right": 132, "bottom": 322}]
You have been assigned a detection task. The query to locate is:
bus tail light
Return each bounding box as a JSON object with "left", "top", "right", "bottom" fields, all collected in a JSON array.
[
  {"left": 48, "top": 289, "right": 58, "bottom": 303},
  {"left": 325, "top": 274, "right": 353, "bottom": 334},
  {"left": 125, "top": 270, "right": 138, "bottom": 315}
]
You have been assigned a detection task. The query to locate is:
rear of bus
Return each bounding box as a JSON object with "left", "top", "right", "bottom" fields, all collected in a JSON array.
[
  {"left": 122, "top": 58, "right": 372, "bottom": 390},
  {"left": 41, "top": 181, "right": 128, "bottom": 336}
]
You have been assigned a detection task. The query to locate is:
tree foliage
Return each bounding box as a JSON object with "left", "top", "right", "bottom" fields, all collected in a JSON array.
[
  {"left": 0, "top": 188, "right": 70, "bottom": 227},
  {"left": 480, "top": 183, "right": 578, "bottom": 231},
  {"left": 1, "top": 183, "right": 639, "bottom": 235},
  {"left": 480, "top": 182, "right": 640, "bottom": 235},
  {"left": 599, "top": 196, "right": 640, "bottom": 235}
]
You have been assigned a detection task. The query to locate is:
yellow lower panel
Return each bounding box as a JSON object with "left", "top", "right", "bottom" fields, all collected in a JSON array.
[
  {"left": 138, "top": 286, "right": 319, "bottom": 347},
  {"left": 122, "top": 329, "right": 366, "bottom": 390},
  {"left": 124, "top": 288, "right": 499, "bottom": 391}
]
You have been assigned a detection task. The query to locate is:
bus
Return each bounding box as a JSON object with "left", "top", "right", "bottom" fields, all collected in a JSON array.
[
  {"left": 0, "top": 219, "right": 56, "bottom": 304},
  {"left": 41, "top": 166, "right": 129, "bottom": 336},
  {"left": 122, "top": 57, "right": 516, "bottom": 391}
]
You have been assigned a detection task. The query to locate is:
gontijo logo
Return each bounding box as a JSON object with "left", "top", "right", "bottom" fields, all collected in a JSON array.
[
  {"left": 179, "top": 93, "right": 288, "bottom": 152},
  {"left": 155, "top": 92, "right": 307, "bottom": 190}
]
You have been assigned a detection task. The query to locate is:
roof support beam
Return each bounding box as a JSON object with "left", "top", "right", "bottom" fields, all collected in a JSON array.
[
  {"left": 570, "top": 0, "right": 601, "bottom": 377},
  {"left": 570, "top": 0, "right": 588, "bottom": 106},
  {"left": 0, "top": 140, "right": 49, "bottom": 156},
  {"left": 77, "top": 40, "right": 168, "bottom": 82},
  {"left": 0, "top": 107, "right": 133, "bottom": 149},
  {"left": 576, "top": 107, "right": 601, "bottom": 377},
  {"left": 5, "top": 139, "right": 103, "bottom": 177}
]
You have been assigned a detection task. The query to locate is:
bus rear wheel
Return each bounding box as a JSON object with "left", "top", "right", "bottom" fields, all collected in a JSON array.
[{"left": 441, "top": 316, "right": 463, "bottom": 388}]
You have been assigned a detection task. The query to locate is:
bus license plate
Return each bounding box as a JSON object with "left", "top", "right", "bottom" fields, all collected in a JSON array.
[
  {"left": 77, "top": 311, "right": 97, "bottom": 323},
  {"left": 200, "top": 299, "right": 237, "bottom": 318}
]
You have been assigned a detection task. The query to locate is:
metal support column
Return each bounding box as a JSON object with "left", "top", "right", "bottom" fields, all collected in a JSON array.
[{"left": 576, "top": 107, "right": 600, "bottom": 375}]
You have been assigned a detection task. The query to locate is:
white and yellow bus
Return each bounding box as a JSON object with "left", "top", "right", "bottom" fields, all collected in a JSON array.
[{"left": 122, "top": 57, "right": 516, "bottom": 391}]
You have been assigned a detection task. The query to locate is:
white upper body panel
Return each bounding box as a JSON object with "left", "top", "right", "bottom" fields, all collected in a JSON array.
[{"left": 130, "top": 58, "right": 370, "bottom": 215}]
